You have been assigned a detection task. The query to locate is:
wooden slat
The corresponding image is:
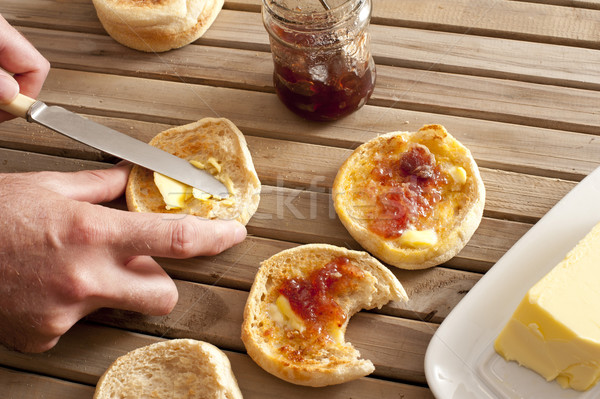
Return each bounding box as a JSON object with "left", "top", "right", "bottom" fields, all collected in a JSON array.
[
  {"left": 1, "top": 0, "right": 104, "bottom": 34},
  {"left": 0, "top": 367, "right": 94, "bottom": 399},
  {"left": 20, "top": 26, "right": 273, "bottom": 92},
  {"left": 0, "top": 147, "right": 108, "bottom": 173},
  {"left": 0, "top": 323, "right": 434, "bottom": 398},
  {"left": 374, "top": 0, "right": 600, "bottom": 48},
  {"left": 11, "top": 21, "right": 598, "bottom": 137},
  {"left": 371, "top": 26, "right": 600, "bottom": 90},
  {"left": 372, "top": 66, "right": 600, "bottom": 136}
]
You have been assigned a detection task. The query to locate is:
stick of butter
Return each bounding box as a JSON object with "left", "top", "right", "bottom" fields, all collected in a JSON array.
[{"left": 494, "top": 222, "right": 600, "bottom": 391}]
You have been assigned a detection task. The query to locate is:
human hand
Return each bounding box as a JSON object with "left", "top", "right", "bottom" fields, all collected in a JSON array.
[
  {"left": 0, "top": 165, "right": 247, "bottom": 353},
  {"left": 0, "top": 14, "right": 50, "bottom": 121}
]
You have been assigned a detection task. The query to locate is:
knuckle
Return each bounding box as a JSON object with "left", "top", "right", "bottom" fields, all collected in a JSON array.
[
  {"left": 67, "top": 209, "right": 106, "bottom": 246},
  {"left": 50, "top": 267, "right": 95, "bottom": 303},
  {"left": 63, "top": 274, "right": 94, "bottom": 303},
  {"left": 155, "top": 288, "right": 178, "bottom": 316},
  {"left": 29, "top": 338, "right": 60, "bottom": 353},
  {"left": 169, "top": 220, "right": 198, "bottom": 258},
  {"left": 12, "top": 338, "right": 57, "bottom": 354},
  {"left": 28, "top": 171, "right": 64, "bottom": 190},
  {"left": 40, "top": 316, "right": 73, "bottom": 339}
]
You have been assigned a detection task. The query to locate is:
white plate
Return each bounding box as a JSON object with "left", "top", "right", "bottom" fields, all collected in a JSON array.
[{"left": 424, "top": 166, "right": 600, "bottom": 399}]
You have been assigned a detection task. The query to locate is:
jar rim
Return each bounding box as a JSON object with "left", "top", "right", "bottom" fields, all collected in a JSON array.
[{"left": 262, "top": 0, "right": 368, "bottom": 29}]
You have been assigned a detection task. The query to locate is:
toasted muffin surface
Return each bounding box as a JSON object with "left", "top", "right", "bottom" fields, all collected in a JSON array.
[
  {"left": 241, "top": 244, "right": 407, "bottom": 387},
  {"left": 126, "top": 117, "right": 261, "bottom": 225},
  {"left": 92, "top": 0, "right": 224, "bottom": 52},
  {"left": 333, "top": 124, "right": 485, "bottom": 270},
  {"left": 94, "top": 339, "right": 243, "bottom": 399}
]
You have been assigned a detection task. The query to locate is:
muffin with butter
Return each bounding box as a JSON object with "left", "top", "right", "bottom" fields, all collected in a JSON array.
[
  {"left": 126, "top": 117, "right": 261, "bottom": 225},
  {"left": 333, "top": 124, "right": 485, "bottom": 270},
  {"left": 241, "top": 243, "right": 408, "bottom": 387}
]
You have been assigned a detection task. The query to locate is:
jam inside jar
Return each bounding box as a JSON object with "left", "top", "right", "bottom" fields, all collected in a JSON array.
[{"left": 263, "top": 0, "right": 376, "bottom": 121}]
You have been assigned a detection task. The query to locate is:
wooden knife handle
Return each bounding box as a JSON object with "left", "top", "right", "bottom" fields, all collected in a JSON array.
[{"left": 0, "top": 93, "right": 37, "bottom": 119}]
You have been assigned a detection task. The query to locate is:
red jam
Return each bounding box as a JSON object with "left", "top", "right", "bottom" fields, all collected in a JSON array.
[
  {"left": 368, "top": 144, "right": 447, "bottom": 239},
  {"left": 273, "top": 59, "right": 376, "bottom": 121},
  {"left": 277, "top": 256, "right": 365, "bottom": 338}
]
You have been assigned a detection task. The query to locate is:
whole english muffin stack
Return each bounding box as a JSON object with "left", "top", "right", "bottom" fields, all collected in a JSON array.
[
  {"left": 333, "top": 124, "right": 485, "bottom": 270},
  {"left": 126, "top": 117, "right": 261, "bottom": 225},
  {"left": 92, "top": 0, "right": 224, "bottom": 52}
]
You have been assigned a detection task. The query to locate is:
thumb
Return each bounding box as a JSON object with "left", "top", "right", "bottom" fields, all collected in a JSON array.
[{"left": 0, "top": 70, "right": 19, "bottom": 104}]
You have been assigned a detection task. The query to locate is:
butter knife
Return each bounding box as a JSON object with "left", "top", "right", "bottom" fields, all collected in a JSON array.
[{"left": 0, "top": 93, "right": 228, "bottom": 197}]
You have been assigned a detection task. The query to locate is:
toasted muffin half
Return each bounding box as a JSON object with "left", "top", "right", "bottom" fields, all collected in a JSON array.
[
  {"left": 94, "top": 339, "right": 243, "bottom": 399},
  {"left": 333, "top": 124, "right": 485, "bottom": 270},
  {"left": 92, "top": 0, "right": 224, "bottom": 52},
  {"left": 126, "top": 117, "right": 261, "bottom": 225},
  {"left": 241, "top": 243, "right": 408, "bottom": 387}
]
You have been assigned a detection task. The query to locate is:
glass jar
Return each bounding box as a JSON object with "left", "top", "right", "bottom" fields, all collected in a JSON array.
[{"left": 262, "top": 0, "right": 376, "bottom": 121}]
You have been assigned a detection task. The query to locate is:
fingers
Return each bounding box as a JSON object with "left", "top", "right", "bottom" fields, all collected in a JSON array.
[
  {"left": 97, "top": 255, "right": 179, "bottom": 316},
  {"left": 36, "top": 164, "right": 132, "bottom": 203},
  {"left": 0, "top": 57, "right": 20, "bottom": 123},
  {"left": 109, "top": 211, "right": 247, "bottom": 258},
  {"left": 0, "top": 15, "right": 50, "bottom": 123},
  {"left": 5, "top": 256, "right": 177, "bottom": 353},
  {"left": 22, "top": 167, "right": 247, "bottom": 259},
  {"left": 0, "top": 15, "right": 50, "bottom": 98},
  {"left": 0, "top": 70, "right": 19, "bottom": 103}
]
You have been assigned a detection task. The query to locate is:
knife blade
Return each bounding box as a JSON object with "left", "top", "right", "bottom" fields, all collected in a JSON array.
[{"left": 0, "top": 94, "right": 228, "bottom": 197}]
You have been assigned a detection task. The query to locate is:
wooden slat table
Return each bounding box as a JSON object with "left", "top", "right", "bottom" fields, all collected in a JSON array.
[{"left": 1, "top": 1, "right": 599, "bottom": 397}]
